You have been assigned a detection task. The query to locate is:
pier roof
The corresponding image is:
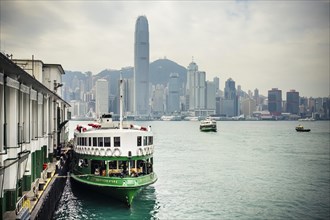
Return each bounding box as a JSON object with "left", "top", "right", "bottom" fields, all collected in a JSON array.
[{"left": 0, "top": 53, "right": 69, "bottom": 106}]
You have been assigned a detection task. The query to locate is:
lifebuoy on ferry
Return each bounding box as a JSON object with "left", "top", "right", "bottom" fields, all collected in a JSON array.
[
  {"left": 95, "top": 148, "right": 100, "bottom": 156},
  {"left": 137, "top": 148, "right": 144, "bottom": 156},
  {"left": 106, "top": 148, "right": 112, "bottom": 156},
  {"left": 113, "top": 148, "right": 121, "bottom": 157},
  {"left": 144, "top": 147, "right": 149, "bottom": 155},
  {"left": 100, "top": 148, "right": 105, "bottom": 156}
]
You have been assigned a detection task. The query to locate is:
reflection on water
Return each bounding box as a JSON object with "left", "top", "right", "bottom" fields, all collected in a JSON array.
[{"left": 53, "top": 178, "right": 159, "bottom": 220}]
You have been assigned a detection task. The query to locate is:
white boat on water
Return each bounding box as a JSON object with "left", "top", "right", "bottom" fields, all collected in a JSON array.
[
  {"left": 184, "top": 116, "right": 199, "bottom": 121},
  {"left": 200, "top": 118, "right": 217, "bottom": 132}
]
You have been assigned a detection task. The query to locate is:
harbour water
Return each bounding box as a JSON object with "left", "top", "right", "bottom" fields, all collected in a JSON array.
[{"left": 53, "top": 121, "right": 330, "bottom": 219}]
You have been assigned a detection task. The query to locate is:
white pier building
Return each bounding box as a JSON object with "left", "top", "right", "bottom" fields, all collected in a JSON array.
[{"left": 0, "top": 53, "right": 69, "bottom": 218}]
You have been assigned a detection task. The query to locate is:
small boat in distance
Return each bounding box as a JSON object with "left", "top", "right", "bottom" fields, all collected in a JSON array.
[
  {"left": 295, "top": 124, "right": 311, "bottom": 132},
  {"left": 200, "top": 118, "right": 217, "bottom": 132}
]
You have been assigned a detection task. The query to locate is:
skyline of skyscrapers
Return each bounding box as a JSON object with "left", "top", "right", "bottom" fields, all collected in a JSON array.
[
  {"left": 134, "top": 15, "right": 150, "bottom": 116},
  {"left": 61, "top": 15, "right": 329, "bottom": 120}
]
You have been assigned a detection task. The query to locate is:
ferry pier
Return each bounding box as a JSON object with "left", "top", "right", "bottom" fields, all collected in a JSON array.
[{"left": 0, "top": 53, "right": 70, "bottom": 220}]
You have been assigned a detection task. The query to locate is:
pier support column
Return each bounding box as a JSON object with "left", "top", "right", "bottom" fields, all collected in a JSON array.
[
  {"left": 31, "top": 151, "right": 36, "bottom": 181},
  {"left": 36, "top": 149, "right": 42, "bottom": 178},
  {"left": 22, "top": 175, "right": 31, "bottom": 191},
  {"left": 3, "top": 189, "right": 16, "bottom": 211}
]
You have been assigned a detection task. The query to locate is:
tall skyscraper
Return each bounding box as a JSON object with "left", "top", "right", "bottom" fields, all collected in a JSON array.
[
  {"left": 186, "top": 61, "right": 198, "bottom": 111},
  {"left": 95, "top": 79, "right": 109, "bottom": 116},
  {"left": 221, "top": 78, "right": 238, "bottom": 117},
  {"left": 268, "top": 88, "right": 282, "bottom": 116},
  {"left": 167, "top": 73, "right": 180, "bottom": 113},
  {"left": 206, "top": 81, "right": 216, "bottom": 110},
  {"left": 186, "top": 61, "right": 206, "bottom": 112},
  {"left": 134, "top": 16, "right": 150, "bottom": 115},
  {"left": 286, "top": 89, "right": 299, "bottom": 114}
]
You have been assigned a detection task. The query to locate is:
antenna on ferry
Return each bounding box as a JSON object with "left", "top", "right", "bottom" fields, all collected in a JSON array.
[{"left": 119, "top": 71, "right": 123, "bottom": 130}]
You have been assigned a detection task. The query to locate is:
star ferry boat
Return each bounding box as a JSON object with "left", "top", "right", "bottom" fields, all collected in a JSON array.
[{"left": 71, "top": 80, "right": 157, "bottom": 206}]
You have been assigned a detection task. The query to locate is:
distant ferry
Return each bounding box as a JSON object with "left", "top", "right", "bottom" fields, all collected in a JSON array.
[
  {"left": 295, "top": 124, "right": 311, "bottom": 132},
  {"left": 71, "top": 79, "right": 157, "bottom": 206},
  {"left": 200, "top": 118, "right": 217, "bottom": 132}
]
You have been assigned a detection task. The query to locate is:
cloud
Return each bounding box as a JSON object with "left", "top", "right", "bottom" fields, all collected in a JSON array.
[{"left": 0, "top": 0, "right": 329, "bottom": 97}]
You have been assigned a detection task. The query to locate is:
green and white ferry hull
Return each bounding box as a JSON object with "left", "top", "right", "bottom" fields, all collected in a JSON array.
[
  {"left": 70, "top": 172, "right": 157, "bottom": 205},
  {"left": 71, "top": 114, "right": 157, "bottom": 206}
]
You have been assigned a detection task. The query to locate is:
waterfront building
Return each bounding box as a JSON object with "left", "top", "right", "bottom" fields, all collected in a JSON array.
[
  {"left": 268, "top": 88, "right": 282, "bottom": 116},
  {"left": 123, "top": 78, "right": 134, "bottom": 115},
  {"left": 167, "top": 73, "right": 180, "bottom": 113},
  {"left": 286, "top": 90, "right": 299, "bottom": 115},
  {"left": 241, "top": 98, "right": 257, "bottom": 117},
  {"left": 95, "top": 79, "right": 109, "bottom": 117},
  {"left": 221, "top": 78, "right": 238, "bottom": 117},
  {"left": 0, "top": 53, "right": 69, "bottom": 218},
  {"left": 213, "top": 77, "right": 220, "bottom": 96},
  {"left": 186, "top": 61, "right": 206, "bottom": 116},
  {"left": 134, "top": 15, "right": 150, "bottom": 116},
  {"left": 69, "top": 100, "right": 88, "bottom": 118},
  {"left": 206, "top": 81, "right": 216, "bottom": 110},
  {"left": 254, "top": 88, "right": 260, "bottom": 106},
  {"left": 151, "top": 84, "right": 165, "bottom": 116}
]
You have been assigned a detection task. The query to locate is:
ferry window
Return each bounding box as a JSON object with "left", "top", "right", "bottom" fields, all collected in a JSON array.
[
  {"left": 148, "top": 136, "right": 153, "bottom": 145},
  {"left": 104, "top": 137, "right": 111, "bottom": 147},
  {"left": 109, "top": 161, "right": 116, "bottom": 169},
  {"left": 130, "top": 160, "right": 136, "bottom": 168},
  {"left": 143, "top": 136, "right": 147, "bottom": 146},
  {"left": 83, "top": 137, "right": 86, "bottom": 146},
  {"left": 93, "top": 137, "right": 97, "bottom": 146},
  {"left": 114, "top": 137, "right": 120, "bottom": 147},
  {"left": 98, "top": 137, "right": 104, "bottom": 147},
  {"left": 137, "top": 136, "right": 142, "bottom": 146},
  {"left": 88, "top": 137, "right": 91, "bottom": 146}
]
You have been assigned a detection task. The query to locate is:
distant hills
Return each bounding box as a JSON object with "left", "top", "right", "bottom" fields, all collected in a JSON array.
[{"left": 63, "top": 58, "right": 187, "bottom": 95}]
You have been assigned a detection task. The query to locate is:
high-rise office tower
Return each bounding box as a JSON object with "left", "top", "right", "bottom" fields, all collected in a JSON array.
[
  {"left": 134, "top": 16, "right": 150, "bottom": 115},
  {"left": 186, "top": 61, "right": 206, "bottom": 112},
  {"left": 213, "top": 76, "right": 220, "bottom": 96},
  {"left": 268, "top": 88, "right": 282, "bottom": 116},
  {"left": 206, "top": 81, "right": 216, "bottom": 110},
  {"left": 167, "top": 73, "right": 180, "bottom": 113},
  {"left": 95, "top": 79, "right": 109, "bottom": 116},
  {"left": 221, "top": 78, "right": 238, "bottom": 117},
  {"left": 186, "top": 61, "right": 198, "bottom": 110},
  {"left": 224, "top": 78, "right": 236, "bottom": 100},
  {"left": 286, "top": 89, "right": 299, "bottom": 115}
]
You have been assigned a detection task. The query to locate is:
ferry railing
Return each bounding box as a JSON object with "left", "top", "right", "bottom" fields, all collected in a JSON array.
[{"left": 15, "top": 194, "right": 31, "bottom": 215}]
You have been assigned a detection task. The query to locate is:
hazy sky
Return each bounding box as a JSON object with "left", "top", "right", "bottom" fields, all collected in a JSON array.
[{"left": 1, "top": 1, "right": 329, "bottom": 97}]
